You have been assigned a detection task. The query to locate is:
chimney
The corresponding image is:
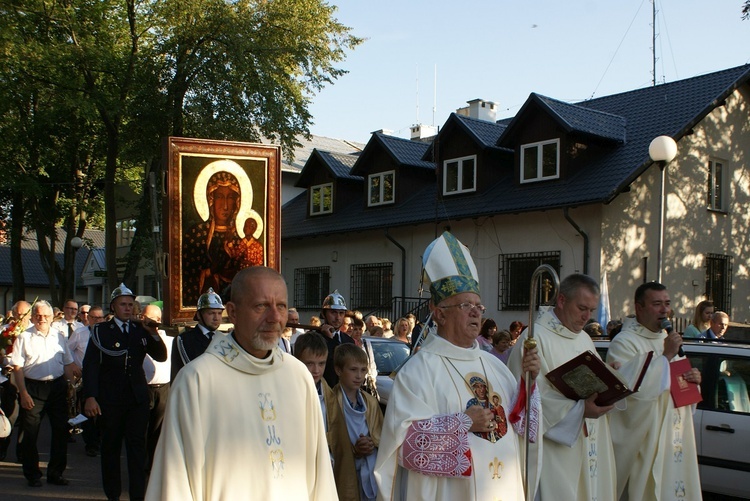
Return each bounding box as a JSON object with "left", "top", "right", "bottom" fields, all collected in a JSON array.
[
  {"left": 456, "top": 99, "right": 498, "bottom": 122},
  {"left": 371, "top": 128, "right": 394, "bottom": 136},
  {"left": 410, "top": 124, "right": 438, "bottom": 141}
]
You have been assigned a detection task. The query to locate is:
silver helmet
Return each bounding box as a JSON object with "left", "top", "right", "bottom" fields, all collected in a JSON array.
[
  {"left": 110, "top": 283, "right": 136, "bottom": 302},
  {"left": 197, "top": 287, "right": 224, "bottom": 310},
  {"left": 322, "top": 289, "right": 347, "bottom": 310}
]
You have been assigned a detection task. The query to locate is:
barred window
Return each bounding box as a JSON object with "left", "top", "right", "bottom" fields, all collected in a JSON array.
[
  {"left": 705, "top": 253, "right": 732, "bottom": 314},
  {"left": 294, "top": 267, "right": 330, "bottom": 309},
  {"left": 498, "top": 251, "right": 561, "bottom": 310},
  {"left": 350, "top": 263, "right": 393, "bottom": 310}
]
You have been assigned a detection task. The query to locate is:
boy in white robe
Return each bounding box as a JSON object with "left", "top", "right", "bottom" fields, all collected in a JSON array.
[{"left": 333, "top": 343, "right": 383, "bottom": 501}]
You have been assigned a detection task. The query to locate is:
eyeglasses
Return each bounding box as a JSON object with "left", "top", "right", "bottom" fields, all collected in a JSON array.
[
  {"left": 438, "top": 302, "right": 486, "bottom": 314},
  {"left": 88, "top": 315, "right": 105, "bottom": 321},
  {"left": 80, "top": 310, "right": 90, "bottom": 315}
]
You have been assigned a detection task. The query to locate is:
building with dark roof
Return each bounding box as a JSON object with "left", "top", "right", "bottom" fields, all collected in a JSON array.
[{"left": 281, "top": 66, "right": 750, "bottom": 329}]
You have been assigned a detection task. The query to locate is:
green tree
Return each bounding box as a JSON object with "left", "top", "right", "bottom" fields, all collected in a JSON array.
[{"left": 0, "top": 0, "right": 360, "bottom": 302}]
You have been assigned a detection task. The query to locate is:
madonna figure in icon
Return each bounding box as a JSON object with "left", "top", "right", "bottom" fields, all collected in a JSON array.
[{"left": 182, "top": 160, "right": 264, "bottom": 305}]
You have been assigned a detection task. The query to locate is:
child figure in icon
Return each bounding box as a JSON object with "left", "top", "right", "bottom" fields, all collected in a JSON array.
[{"left": 466, "top": 375, "right": 508, "bottom": 442}]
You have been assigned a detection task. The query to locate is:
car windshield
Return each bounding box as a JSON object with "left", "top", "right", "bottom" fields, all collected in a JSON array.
[{"left": 371, "top": 341, "right": 410, "bottom": 375}]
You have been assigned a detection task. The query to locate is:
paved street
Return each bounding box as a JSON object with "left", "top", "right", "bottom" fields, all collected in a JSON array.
[{"left": 0, "top": 423, "right": 134, "bottom": 501}]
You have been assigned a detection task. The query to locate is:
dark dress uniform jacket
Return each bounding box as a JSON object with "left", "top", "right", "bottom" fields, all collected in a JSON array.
[
  {"left": 170, "top": 325, "right": 213, "bottom": 381},
  {"left": 83, "top": 319, "right": 167, "bottom": 405}
]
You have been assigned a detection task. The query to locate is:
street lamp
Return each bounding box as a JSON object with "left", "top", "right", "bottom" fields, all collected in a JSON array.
[
  {"left": 71, "top": 236, "right": 83, "bottom": 301},
  {"left": 648, "top": 135, "right": 678, "bottom": 284}
]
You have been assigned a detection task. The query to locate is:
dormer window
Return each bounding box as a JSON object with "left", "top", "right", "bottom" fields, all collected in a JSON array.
[
  {"left": 368, "top": 171, "right": 395, "bottom": 206},
  {"left": 443, "top": 155, "right": 477, "bottom": 195},
  {"left": 310, "top": 183, "right": 332, "bottom": 215},
  {"left": 521, "top": 139, "right": 559, "bottom": 183}
]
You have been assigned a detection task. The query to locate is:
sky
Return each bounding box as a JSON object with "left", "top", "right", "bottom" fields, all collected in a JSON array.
[{"left": 307, "top": 0, "right": 750, "bottom": 145}]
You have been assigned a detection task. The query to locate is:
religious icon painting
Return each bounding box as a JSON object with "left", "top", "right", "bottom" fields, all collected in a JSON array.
[
  {"left": 464, "top": 373, "right": 508, "bottom": 442},
  {"left": 163, "top": 137, "right": 281, "bottom": 325}
]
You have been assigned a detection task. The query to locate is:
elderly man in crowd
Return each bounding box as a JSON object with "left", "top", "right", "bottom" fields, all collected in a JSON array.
[
  {"left": 11, "top": 300, "right": 80, "bottom": 487},
  {"left": 376, "top": 232, "right": 541, "bottom": 500},
  {"left": 699, "top": 311, "right": 730, "bottom": 340},
  {"left": 146, "top": 266, "right": 336, "bottom": 500}
]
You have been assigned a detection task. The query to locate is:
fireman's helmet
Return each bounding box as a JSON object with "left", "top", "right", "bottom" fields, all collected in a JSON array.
[
  {"left": 197, "top": 288, "right": 224, "bottom": 311},
  {"left": 110, "top": 283, "right": 136, "bottom": 302},
  {"left": 322, "top": 290, "right": 347, "bottom": 310}
]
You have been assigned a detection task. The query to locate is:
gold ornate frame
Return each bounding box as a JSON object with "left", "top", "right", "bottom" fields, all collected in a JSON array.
[{"left": 163, "top": 137, "right": 281, "bottom": 325}]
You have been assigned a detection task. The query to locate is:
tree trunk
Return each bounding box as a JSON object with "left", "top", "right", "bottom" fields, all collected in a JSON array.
[{"left": 10, "top": 193, "right": 26, "bottom": 302}]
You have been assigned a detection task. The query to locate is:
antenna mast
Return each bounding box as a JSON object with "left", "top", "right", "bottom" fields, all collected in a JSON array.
[
  {"left": 652, "top": 0, "right": 657, "bottom": 86},
  {"left": 433, "top": 64, "right": 437, "bottom": 126},
  {"left": 416, "top": 64, "right": 420, "bottom": 123}
]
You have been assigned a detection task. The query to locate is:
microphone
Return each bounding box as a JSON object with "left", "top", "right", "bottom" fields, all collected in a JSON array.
[{"left": 660, "top": 318, "right": 684, "bottom": 357}]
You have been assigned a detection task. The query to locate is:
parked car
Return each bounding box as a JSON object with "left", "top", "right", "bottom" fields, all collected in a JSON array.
[
  {"left": 368, "top": 337, "right": 410, "bottom": 409},
  {"left": 593, "top": 338, "right": 750, "bottom": 499}
]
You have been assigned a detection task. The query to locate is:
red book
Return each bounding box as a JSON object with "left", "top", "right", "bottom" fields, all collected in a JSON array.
[{"left": 670, "top": 358, "right": 702, "bottom": 408}]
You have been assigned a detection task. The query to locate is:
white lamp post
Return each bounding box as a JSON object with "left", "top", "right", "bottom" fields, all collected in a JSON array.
[
  {"left": 648, "top": 136, "right": 678, "bottom": 284},
  {"left": 71, "top": 236, "right": 83, "bottom": 301}
]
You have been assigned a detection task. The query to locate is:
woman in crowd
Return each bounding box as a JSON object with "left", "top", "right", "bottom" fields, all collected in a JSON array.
[
  {"left": 683, "top": 300, "right": 714, "bottom": 338},
  {"left": 392, "top": 317, "right": 411, "bottom": 344},
  {"left": 477, "top": 318, "right": 497, "bottom": 352}
]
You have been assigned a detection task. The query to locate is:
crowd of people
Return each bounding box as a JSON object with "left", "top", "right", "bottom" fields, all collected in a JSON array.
[{"left": 0, "top": 232, "right": 718, "bottom": 500}]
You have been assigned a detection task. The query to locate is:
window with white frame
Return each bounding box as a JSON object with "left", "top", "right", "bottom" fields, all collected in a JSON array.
[
  {"left": 443, "top": 155, "right": 476, "bottom": 195},
  {"left": 310, "top": 183, "right": 333, "bottom": 215},
  {"left": 368, "top": 171, "right": 395, "bottom": 206},
  {"left": 707, "top": 159, "right": 726, "bottom": 211},
  {"left": 520, "top": 139, "right": 560, "bottom": 183}
]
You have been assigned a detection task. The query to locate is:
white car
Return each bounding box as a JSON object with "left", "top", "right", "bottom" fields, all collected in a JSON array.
[
  {"left": 368, "top": 337, "right": 411, "bottom": 409},
  {"left": 594, "top": 338, "right": 750, "bottom": 499}
]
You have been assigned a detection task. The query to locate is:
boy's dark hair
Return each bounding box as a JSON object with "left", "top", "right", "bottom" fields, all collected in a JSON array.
[
  {"left": 333, "top": 343, "right": 367, "bottom": 369},
  {"left": 293, "top": 332, "right": 328, "bottom": 359},
  {"left": 351, "top": 317, "right": 365, "bottom": 329}
]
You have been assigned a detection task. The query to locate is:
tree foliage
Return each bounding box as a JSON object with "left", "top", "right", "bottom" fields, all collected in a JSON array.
[{"left": 0, "top": 0, "right": 361, "bottom": 302}]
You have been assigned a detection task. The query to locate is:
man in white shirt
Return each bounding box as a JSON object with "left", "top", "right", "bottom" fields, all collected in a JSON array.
[
  {"left": 11, "top": 300, "right": 80, "bottom": 487},
  {"left": 141, "top": 304, "right": 172, "bottom": 472},
  {"left": 52, "top": 300, "right": 84, "bottom": 339},
  {"left": 68, "top": 306, "right": 106, "bottom": 457}
]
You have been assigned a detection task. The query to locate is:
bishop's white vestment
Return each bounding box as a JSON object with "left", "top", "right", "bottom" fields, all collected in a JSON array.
[
  {"left": 508, "top": 309, "right": 617, "bottom": 501},
  {"left": 606, "top": 319, "right": 701, "bottom": 501},
  {"left": 145, "top": 333, "right": 337, "bottom": 501},
  {"left": 374, "top": 333, "right": 540, "bottom": 501}
]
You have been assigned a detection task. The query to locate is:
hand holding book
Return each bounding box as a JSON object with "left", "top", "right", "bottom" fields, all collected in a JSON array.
[{"left": 546, "top": 350, "right": 654, "bottom": 406}]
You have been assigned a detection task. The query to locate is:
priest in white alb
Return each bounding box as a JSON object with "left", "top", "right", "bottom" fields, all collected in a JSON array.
[
  {"left": 145, "top": 267, "right": 337, "bottom": 501},
  {"left": 375, "top": 232, "right": 542, "bottom": 501},
  {"left": 606, "top": 282, "right": 702, "bottom": 501},
  {"left": 508, "top": 273, "right": 618, "bottom": 501}
]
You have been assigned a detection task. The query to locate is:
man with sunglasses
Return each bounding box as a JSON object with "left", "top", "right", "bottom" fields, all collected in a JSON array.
[{"left": 52, "top": 300, "right": 84, "bottom": 339}]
